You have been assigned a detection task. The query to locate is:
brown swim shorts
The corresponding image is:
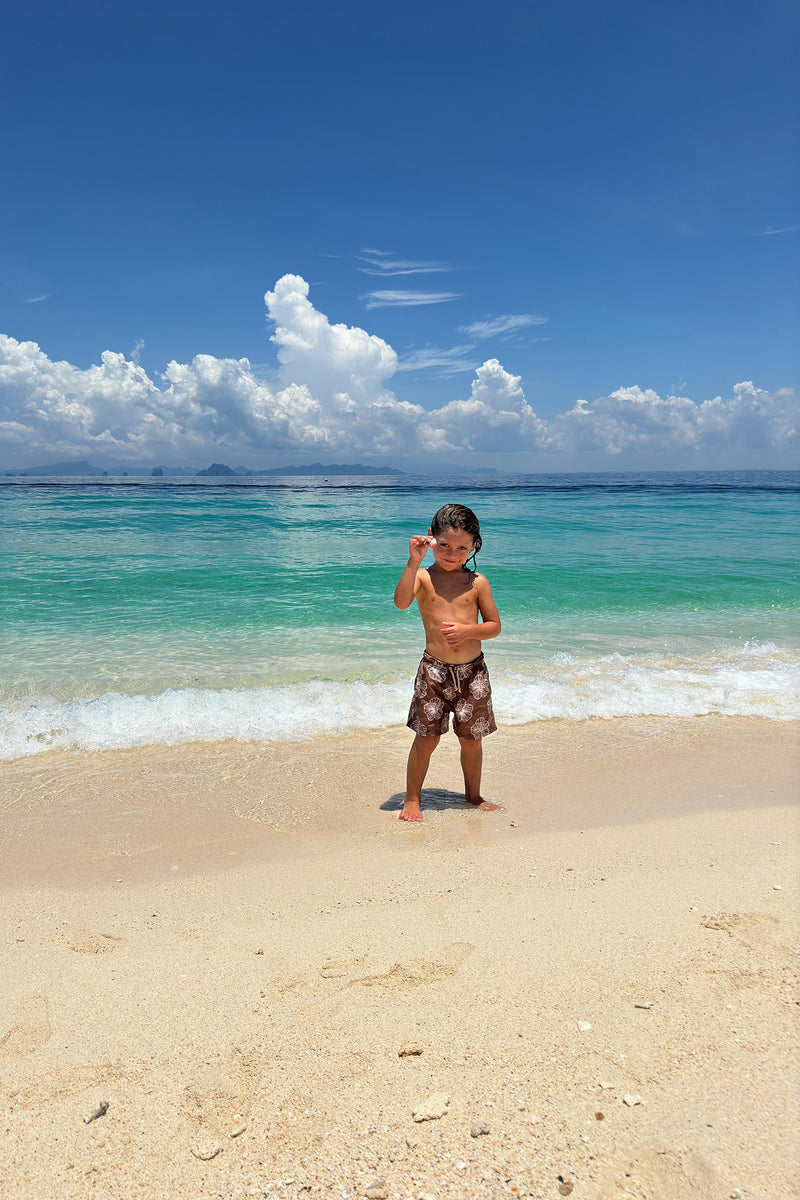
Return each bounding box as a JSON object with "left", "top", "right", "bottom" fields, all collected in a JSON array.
[{"left": 407, "top": 650, "right": 497, "bottom": 740}]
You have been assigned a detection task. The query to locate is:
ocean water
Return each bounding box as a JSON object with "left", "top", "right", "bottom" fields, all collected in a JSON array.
[{"left": 1, "top": 471, "right": 798, "bottom": 760}]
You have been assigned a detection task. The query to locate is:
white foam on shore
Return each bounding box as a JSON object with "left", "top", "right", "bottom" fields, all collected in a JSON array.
[{"left": 1, "top": 645, "right": 797, "bottom": 761}]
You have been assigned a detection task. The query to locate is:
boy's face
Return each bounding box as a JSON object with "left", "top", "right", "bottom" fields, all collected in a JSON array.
[{"left": 429, "top": 524, "right": 475, "bottom": 571}]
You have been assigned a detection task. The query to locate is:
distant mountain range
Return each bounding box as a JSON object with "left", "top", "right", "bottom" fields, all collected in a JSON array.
[{"left": 4, "top": 459, "right": 406, "bottom": 478}]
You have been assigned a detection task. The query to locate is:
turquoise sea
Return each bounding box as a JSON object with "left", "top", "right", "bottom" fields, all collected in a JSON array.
[{"left": 1, "top": 471, "right": 798, "bottom": 760}]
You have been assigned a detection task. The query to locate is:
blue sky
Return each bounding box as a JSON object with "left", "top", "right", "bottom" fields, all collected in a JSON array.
[{"left": 1, "top": 0, "right": 797, "bottom": 470}]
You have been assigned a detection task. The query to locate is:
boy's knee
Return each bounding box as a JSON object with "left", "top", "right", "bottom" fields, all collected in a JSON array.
[
  {"left": 414, "top": 732, "right": 440, "bottom": 750},
  {"left": 457, "top": 735, "right": 481, "bottom": 750}
]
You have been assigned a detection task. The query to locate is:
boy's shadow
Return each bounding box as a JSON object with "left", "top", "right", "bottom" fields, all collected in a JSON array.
[{"left": 382, "top": 788, "right": 467, "bottom": 815}]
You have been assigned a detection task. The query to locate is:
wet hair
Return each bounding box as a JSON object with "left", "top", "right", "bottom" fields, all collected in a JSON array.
[{"left": 430, "top": 503, "right": 482, "bottom": 572}]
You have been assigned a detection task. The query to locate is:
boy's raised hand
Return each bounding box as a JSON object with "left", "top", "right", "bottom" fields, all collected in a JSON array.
[{"left": 408, "top": 533, "right": 435, "bottom": 565}]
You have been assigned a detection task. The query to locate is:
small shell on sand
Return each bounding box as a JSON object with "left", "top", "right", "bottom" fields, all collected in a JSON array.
[
  {"left": 365, "top": 1179, "right": 388, "bottom": 1200},
  {"left": 412, "top": 1091, "right": 450, "bottom": 1122},
  {"left": 398, "top": 1041, "right": 424, "bottom": 1056},
  {"left": 577, "top": 1021, "right": 592, "bottom": 1031},
  {"left": 622, "top": 1093, "right": 643, "bottom": 1107},
  {"left": 471, "top": 1120, "right": 490, "bottom": 1137},
  {"left": 228, "top": 1121, "right": 247, "bottom": 1138},
  {"left": 190, "top": 1139, "right": 222, "bottom": 1160}
]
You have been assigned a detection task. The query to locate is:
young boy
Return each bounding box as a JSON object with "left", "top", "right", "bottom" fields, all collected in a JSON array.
[{"left": 393, "top": 503, "right": 504, "bottom": 822}]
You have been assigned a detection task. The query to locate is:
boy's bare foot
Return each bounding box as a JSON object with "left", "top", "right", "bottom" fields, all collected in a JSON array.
[
  {"left": 399, "top": 798, "right": 424, "bottom": 822},
  {"left": 466, "top": 797, "right": 505, "bottom": 812}
]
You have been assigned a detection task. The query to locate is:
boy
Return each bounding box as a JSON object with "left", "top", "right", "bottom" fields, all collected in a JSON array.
[{"left": 393, "top": 503, "right": 504, "bottom": 822}]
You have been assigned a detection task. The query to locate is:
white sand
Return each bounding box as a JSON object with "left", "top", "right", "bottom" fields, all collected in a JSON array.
[{"left": 1, "top": 716, "right": 798, "bottom": 1199}]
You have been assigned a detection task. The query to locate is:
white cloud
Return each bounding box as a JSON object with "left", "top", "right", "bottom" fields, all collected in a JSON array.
[
  {"left": 460, "top": 313, "right": 549, "bottom": 338},
  {"left": 22, "top": 294, "right": 50, "bottom": 304},
  {"left": 357, "top": 250, "right": 452, "bottom": 276},
  {"left": 0, "top": 274, "right": 796, "bottom": 466},
  {"left": 752, "top": 224, "right": 800, "bottom": 236},
  {"left": 396, "top": 345, "right": 478, "bottom": 375},
  {"left": 357, "top": 257, "right": 451, "bottom": 276},
  {"left": 361, "top": 290, "right": 464, "bottom": 308}
]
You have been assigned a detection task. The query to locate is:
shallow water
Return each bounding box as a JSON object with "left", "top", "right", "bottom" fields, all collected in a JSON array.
[{"left": 1, "top": 470, "right": 798, "bottom": 757}]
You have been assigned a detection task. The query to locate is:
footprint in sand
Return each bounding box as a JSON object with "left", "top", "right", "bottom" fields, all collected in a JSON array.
[
  {"left": 181, "top": 1046, "right": 263, "bottom": 1138},
  {"left": 0, "top": 995, "right": 52, "bottom": 1059},
  {"left": 346, "top": 942, "right": 475, "bottom": 993},
  {"left": 584, "top": 1146, "right": 734, "bottom": 1200},
  {"left": 701, "top": 912, "right": 792, "bottom": 957},
  {"left": 65, "top": 931, "right": 127, "bottom": 954}
]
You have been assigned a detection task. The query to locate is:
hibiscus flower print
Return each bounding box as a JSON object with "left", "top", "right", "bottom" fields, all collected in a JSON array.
[
  {"left": 414, "top": 675, "right": 428, "bottom": 698},
  {"left": 468, "top": 673, "right": 491, "bottom": 699},
  {"left": 470, "top": 716, "right": 492, "bottom": 738},
  {"left": 426, "top": 663, "right": 447, "bottom": 683},
  {"left": 455, "top": 699, "right": 474, "bottom": 722},
  {"left": 423, "top": 697, "right": 444, "bottom": 721}
]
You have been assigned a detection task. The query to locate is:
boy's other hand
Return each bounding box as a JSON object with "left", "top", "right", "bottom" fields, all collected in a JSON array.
[{"left": 441, "top": 621, "right": 470, "bottom": 649}]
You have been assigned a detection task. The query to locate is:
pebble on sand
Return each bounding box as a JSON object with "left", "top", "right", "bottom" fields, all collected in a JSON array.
[
  {"left": 471, "top": 1120, "right": 490, "bottom": 1137},
  {"left": 398, "top": 1041, "right": 424, "bottom": 1057},
  {"left": 82, "top": 1101, "right": 109, "bottom": 1124},
  {"left": 577, "top": 1021, "right": 592, "bottom": 1031},
  {"left": 365, "top": 1178, "right": 388, "bottom": 1199},
  {"left": 412, "top": 1091, "right": 450, "bottom": 1122},
  {"left": 190, "top": 1139, "right": 223, "bottom": 1160},
  {"left": 622, "top": 1093, "right": 643, "bottom": 1107}
]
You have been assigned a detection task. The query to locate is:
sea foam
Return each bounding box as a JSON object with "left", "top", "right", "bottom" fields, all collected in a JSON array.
[{"left": 1, "top": 645, "right": 797, "bottom": 761}]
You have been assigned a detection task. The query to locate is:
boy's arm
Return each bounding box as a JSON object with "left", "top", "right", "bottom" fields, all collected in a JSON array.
[
  {"left": 475, "top": 576, "right": 501, "bottom": 639},
  {"left": 441, "top": 575, "right": 501, "bottom": 648},
  {"left": 393, "top": 535, "right": 434, "bottom": 609}
]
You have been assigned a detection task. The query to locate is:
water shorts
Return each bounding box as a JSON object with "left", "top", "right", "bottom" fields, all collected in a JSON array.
[{"left": 407, "top": 650, "right": 497, "bottom": 740}]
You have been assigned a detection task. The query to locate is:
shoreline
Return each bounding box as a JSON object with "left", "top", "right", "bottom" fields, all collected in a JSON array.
[
  {"left": 1, "top": 715, "right": 798, "bottom": 1198},
  {"left": 0, "top": 715, "right": 796, "bottom": 886}
]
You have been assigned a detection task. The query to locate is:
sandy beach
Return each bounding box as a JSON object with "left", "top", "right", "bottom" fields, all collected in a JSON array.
[{"left": 1, "top": 716, "right": 798, "bottom": 1199}]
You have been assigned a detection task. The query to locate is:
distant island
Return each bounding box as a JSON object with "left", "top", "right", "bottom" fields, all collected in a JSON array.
[
  {"left": 4, "top": 459, "right": 406, "bottom": 478},
  {"left": 252, "top": 462, "right": 405, "bottom": 477}
]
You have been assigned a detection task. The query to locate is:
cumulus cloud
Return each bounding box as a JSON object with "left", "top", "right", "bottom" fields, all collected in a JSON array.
[
  {"left": 460, "top": 313, "right": 549, "bottom": 338},
  {"left": 0, "top": 274, "right": 796, "bottom": 466}
]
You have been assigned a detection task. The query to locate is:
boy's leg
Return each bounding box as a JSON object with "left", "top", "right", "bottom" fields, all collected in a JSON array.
[
  {"left": 401, "top": 733, "right": 440, "bottom": 822},
  {"left": 458, "top": 735, "right": 504, "bottom": 812}
]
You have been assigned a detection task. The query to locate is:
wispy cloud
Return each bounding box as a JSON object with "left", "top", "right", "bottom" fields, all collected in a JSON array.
[
  {"left": 22, "top": 294, "right": 50, "bottom": 304},
  {"left": 751, "top": 224, "right": 800, "bottom": 236},
  {"left": 357, "top": 250, "right": 452, "bottom": 276},
  {"left": 396, "top": 345, "right": 478, "bottom": 375},
  {"left": 460, "top": 313, "right": 549, "bottom": 338},
  {"left": 361, "top": 290, "right": 464, "bottom": 309}
]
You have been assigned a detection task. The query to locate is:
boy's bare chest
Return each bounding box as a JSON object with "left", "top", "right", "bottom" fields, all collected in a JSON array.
[{"left": 424, "top": 573, "right": 478, "bottom": 615}]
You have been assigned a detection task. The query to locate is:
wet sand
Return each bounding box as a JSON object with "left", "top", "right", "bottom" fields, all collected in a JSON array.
[{"left": 1, "top": 716, "right": 798, "bottom": 1199}]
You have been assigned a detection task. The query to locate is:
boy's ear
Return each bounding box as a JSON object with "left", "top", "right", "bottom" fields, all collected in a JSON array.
[{"left": 427, "top": 527, "right": 432, "bottom": 535}]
